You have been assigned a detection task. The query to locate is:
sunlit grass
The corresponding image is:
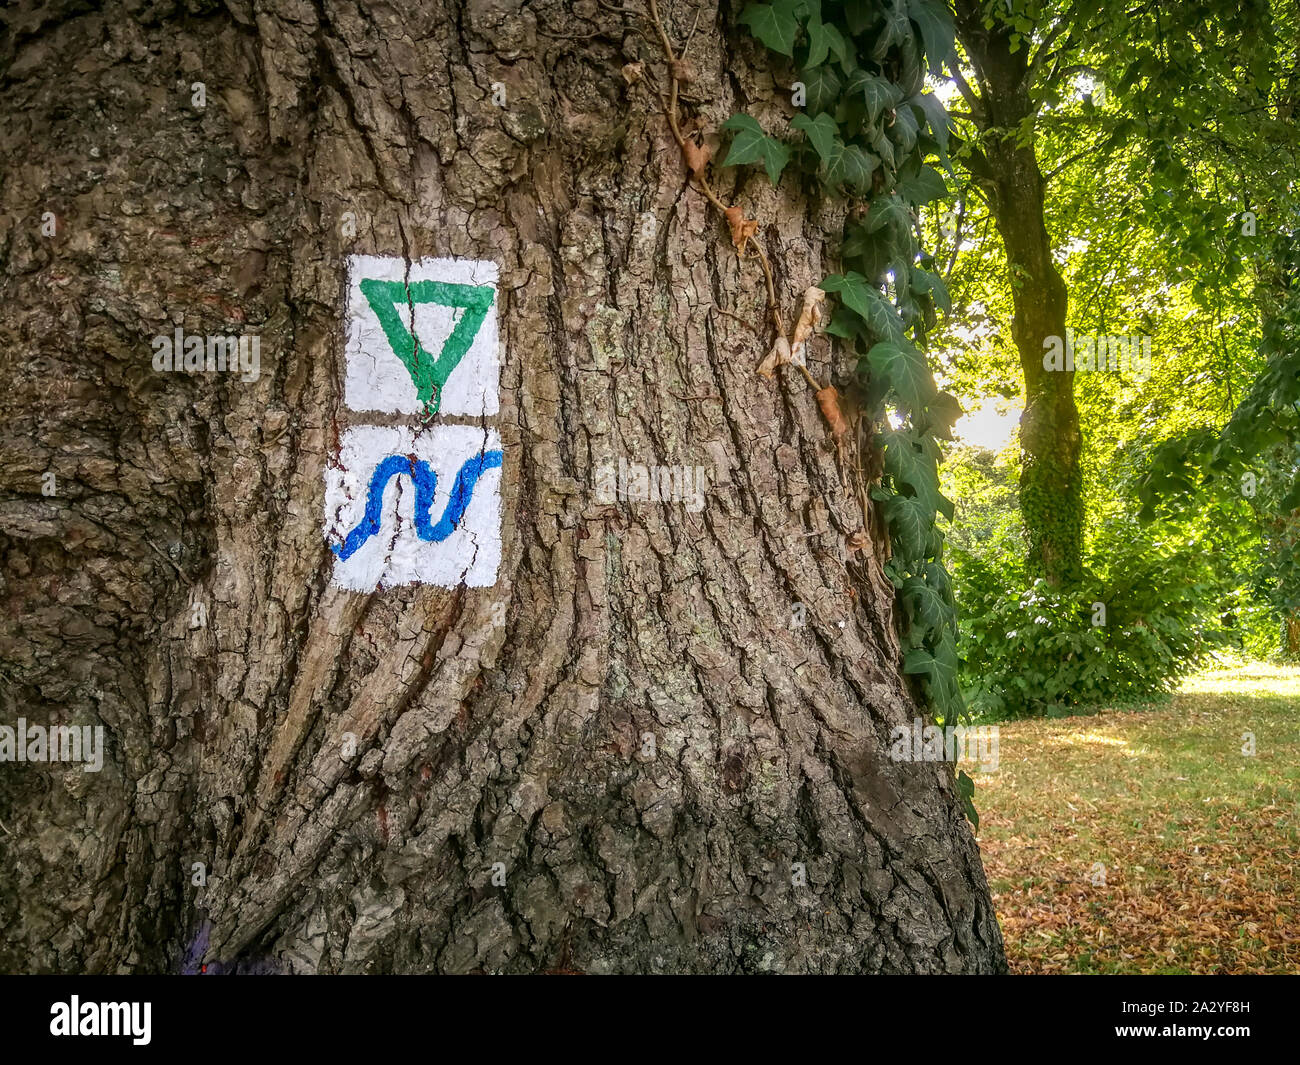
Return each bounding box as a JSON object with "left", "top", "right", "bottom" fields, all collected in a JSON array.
[{"left": 975, "top": 661, "right": 1300, "bottom": 974}]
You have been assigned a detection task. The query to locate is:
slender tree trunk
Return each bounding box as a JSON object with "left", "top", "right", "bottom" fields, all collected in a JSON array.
[
  {"left": 987, "top": 137, "right": 1083, "bottom": 588},
  {"left": 0, "top": 0, "right": 1005, "bottom": 974},
  {"left": 955, "top": 1, "right": 1083, "bottom": 587}
]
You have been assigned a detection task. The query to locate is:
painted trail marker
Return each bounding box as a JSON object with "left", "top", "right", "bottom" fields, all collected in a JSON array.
[
  {"left": 325, "top": 425, "right": 504, "bottom": 590},
  {"left": 328, "top": 255, "right": 503, "bottom": 590},
  {"left": 345, "top": 254, "right": 499, "bottom": 417}
]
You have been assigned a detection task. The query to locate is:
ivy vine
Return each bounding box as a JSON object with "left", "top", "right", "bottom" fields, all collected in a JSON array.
[{"left": 726, "top": 0, "right": 968, "bottom": 733}]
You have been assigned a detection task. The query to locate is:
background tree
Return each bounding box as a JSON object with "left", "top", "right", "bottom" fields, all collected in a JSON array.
[
  {"left": 931, "top": 0, "right": 1299, "bottom": 712},
  {"left": 948, "top": 0, "right": 1083, "bottom": 586},
  {"left": 944, "top": 0, "right": 1293, "bottom": 589}
]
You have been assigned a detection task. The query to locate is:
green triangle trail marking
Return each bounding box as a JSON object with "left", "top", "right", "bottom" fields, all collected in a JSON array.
[{"left": 359, "top": 278, "right": 495, "bottom": 414}]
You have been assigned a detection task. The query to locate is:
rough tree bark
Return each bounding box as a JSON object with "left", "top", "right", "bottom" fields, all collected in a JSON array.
[
  {"left": 0, "top": 0, "right": 1005, "bottom": 974},
  {"left": 955, "top": 0, "right": 1084, "bottom": 588}
]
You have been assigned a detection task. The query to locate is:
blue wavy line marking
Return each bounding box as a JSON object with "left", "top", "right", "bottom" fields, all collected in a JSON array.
[{"left": 331, "top": 450, "right": 503, "bottom": 561}]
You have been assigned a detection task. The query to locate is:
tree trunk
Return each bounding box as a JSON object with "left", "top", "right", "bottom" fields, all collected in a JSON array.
[
  {"left": 955, "top": 0, "right": 1083, "bottom": 587},
  {"left": 988, "top": 137, "right": 1083, "bottom": 588},
  {"left": 0, "top": 0, "right": 1005, "bottom": 974}
]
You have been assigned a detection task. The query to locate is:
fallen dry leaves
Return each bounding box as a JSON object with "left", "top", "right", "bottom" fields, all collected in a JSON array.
[{"left": 973, "top": 661, "right": 1300, "bottom": 974}]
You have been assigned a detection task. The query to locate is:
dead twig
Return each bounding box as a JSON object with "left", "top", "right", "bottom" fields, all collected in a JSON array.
[
  {"left": 642, "top": 0, "right": 784, "bottom": 340},
  {"left": 709, "top": 303, "right": 760, "bottom": 333},
  {"left": 635, "top": 1, "right": 861, "bottom": 468}
]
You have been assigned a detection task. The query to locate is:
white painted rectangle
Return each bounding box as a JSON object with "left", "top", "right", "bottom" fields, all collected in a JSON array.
[
  {"left": 344, "top": 254, "right": 500, "bottom": 417},
  {"left": 324, "top": 424, "right": 504, "bottom": 590}
]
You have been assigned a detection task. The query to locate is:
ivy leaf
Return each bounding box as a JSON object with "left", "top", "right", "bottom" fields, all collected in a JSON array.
[
  {"left": 842, "top": 0, "right": 876, "bottom": 34},
  {"left": 923, "top": 559, "right": 955, "bottom": 606},
  {"left": 957, "top": 769, "right": 979, "bottom": 830},
  {"left": 897, "top": 163, "right": 947, "bottom": 205},
  {"left": 897, "top": 33, "right": 926, "bottom": 97},
  {"left": 822, "top": 273, "right": 904, "bottom": 341},
  {"left": 935, "top": 489, "right": 955, "bottom": 521},
  {"left": 904, "top": 646, "right": 939, "bottom": 678},
  {"left": 825, "top": 140, "right": 879, "bottom": 191},
  {"left": 907, "top": 0, "right": 956, "bottom": 74},
  {"left": 902, "top": 574, "right": 948, "bottom": 631},
  {"left": 911, "top": 92, "right": 954, "bottom": 170},
  {"left": 932, "top": 628, "right": 959, "bottom": 673},
  {"left": 889, "top": 102, "right": 919, "bottom": 154},
  {"left": 801, "top": 64, "right": 842, "bottom": 114},
  {"left": 921, "top": 390, "right": 963, "bottom": 439},
  {"left": 842, "top": 221, "right": 899, "bottom": 285},
  {"left": 804, "top": 15, "right": 849, "bottom": 69},
  {"left": 931, "top": 272, "right": 952, "bottom": 314},
  {"left": 872, "top": 0, "right": 912, "bottom": 60},
  {"left": 867, "top": 195, "right": 911, "bottom": 237},
  {"left": 843, "top": 69, "right": 903, "bottom": 127},
  {"left": 720, "top": 113, "right": 790, "bottom": 184},
  {"left": 739, "top": 2, "right": 799, "bottom": 56},
  {"left": 864, "top": 196, "right": 917, "bottom": 271},
  {"left": 820, "top": 270, "right": 875, "bottom": 319},
  {"left": 825, "top": 306, "right": 861, "bottom": 338},
  {"left": 803, "top": 15, "right": 829, "bottom": 68},
  {"left": 790, "top": 112, "right": 837, "bottom": 167},
  {"left": 868, "top": 339, "right": 937, "bottom": 412},
  {"left": 910, "top": 265, "right": 951, "bottom": 313},
  {"left": 885, "top": 493, "right": 932, "bottom": 562},
  {"left": 916, "top": 426, "right": 944, "bottom": 462},
  {"left": 871, "top": 128, "right": 897, "bottom": 171},
  {"left": 882, "top": 429, "right": 940, "bottom": 513}
]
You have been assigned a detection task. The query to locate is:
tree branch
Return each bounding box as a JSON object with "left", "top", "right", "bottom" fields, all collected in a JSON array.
[
  {"left": 949, "top": 62, "right": 986, "bottom": 124},
  {"left": 1025, "top": 0, "right": 1089, "bottom": 92}
]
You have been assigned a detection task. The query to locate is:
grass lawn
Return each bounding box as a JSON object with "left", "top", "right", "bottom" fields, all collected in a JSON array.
[{"left": 973, "top": 660, "right": 1300, "bottom": 974}]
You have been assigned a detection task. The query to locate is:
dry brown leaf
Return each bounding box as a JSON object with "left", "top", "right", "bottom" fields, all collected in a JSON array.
[
  {"left": 756, "top": 336, "right": 791, "bottom": 379},
  {"left": 680, "top": 114, "right": 706, "bottom": 136},
  {"left": 816, "top": 386, "right": 849, "bottom": 440},
  {"left": 724, "top": 205, "right": 758, "bottom": 251},
  {"left": 682, "top": 138, "right": 712, "bottom": 175},
  {"left": 977, "top": 674, "right": 1300, "bottom": 975},
  {"left": 788, "top": 286, "right": 826, "bottom": 363}
]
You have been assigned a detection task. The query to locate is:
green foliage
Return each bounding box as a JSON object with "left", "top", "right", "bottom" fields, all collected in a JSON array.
[
  {"left": 865, "top": 339, "right": 935, "bottom": 412},
  {"left": 1017, "top": 443, "right": 1085, "bottom": 588},
  {"left": 1138, "top": 226, "right": 1300, "bottom": 656},
  {"left": 933, "top": 0, "right": 1298, "bottom": 590},
  {"left": 940, "top": 439, "right": 1279, "bottom": 715},
  {"left": 732, "top": 0, "right": 1297, "bottom": 763},
  {"left": 927, "top": 0, "right": 1300, "bottom": 671},
  {"left": 906, "top": 0, "right": 954, "bottom": 74},
  {"left": 954, "top": 547, "right": 1224, "bottom": 721},
  {"left": 1141, "top": 435, "right": 1300, "bottom": 661},
  {"left": 739, "top": 2, "right": 800, "bottom": 56},
  {"left": 732, "top": 0, "right": 966, "bottom": 735},
  {"left": 719, "top": 114, "right": 791, "bottom": 184}
]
